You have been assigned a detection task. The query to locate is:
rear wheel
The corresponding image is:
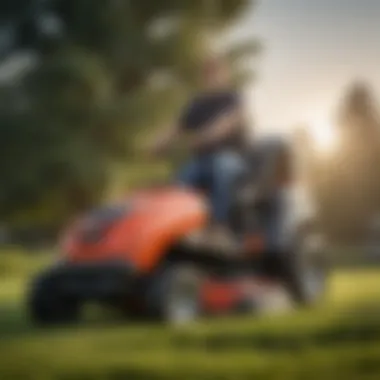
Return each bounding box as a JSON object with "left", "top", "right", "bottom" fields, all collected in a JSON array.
[
  {"left": 283, "top": 229, "right": 329, "bottom": 306},
  {"left": 28, "top": 271, "right": 80, "bottom": 326},
  {"left": 145, "top": 264, "right": 203, "bottom": 325}
]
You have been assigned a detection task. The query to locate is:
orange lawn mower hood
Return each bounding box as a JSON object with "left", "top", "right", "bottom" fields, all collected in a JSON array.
[{"left": 60, "top": 187, "right": 209, "bottom": 273}]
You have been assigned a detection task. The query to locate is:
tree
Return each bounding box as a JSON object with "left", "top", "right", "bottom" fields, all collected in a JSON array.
[
  {"left": 0, "top": 0, "right": 259, "bottom": 225},
  {"left": 312, "top": 81, "right": 380, "bottom": 242}
]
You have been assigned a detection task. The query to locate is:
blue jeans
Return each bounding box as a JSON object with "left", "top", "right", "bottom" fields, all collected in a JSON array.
[
  {"left": 176, "top": 151, "right": 246, "bottom": 224},
  {"left": 263, "top": 191, "right": 289, "bottom": 253}
]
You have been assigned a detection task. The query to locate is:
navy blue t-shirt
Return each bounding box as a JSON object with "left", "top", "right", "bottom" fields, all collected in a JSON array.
[{"left": 179, "top": 90, "right": 246, "bottom": 152}]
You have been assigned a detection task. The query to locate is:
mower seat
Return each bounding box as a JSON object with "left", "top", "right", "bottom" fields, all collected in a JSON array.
[{"left": 229, "top": 137, "right": 293, "bottom": 234}]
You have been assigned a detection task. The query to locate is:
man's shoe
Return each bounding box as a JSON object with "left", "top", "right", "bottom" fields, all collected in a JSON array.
[{"left": 183, "top": 229, "right": 241, "bottom": 258}]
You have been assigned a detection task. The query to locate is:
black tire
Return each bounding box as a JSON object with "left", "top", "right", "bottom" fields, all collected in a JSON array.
[
  {"left": 144, "top": 264, "right": 203, "bottom": 325},
  {"left": 282, "top": 230, "right": 329, "bottom": 306},
  {"left": 27, "top": 270, "right": 80, "bottom": 326}
]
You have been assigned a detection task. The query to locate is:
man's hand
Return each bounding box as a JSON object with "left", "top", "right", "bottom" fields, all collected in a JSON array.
[
  {"left": 189, "top": 108, "right": 241, "bottom": 151},
  {"left": 142, "top": 125, "right": 180, "bottom": 159},
  {"left": 142, "top": 139, "right": 163, "bottom": 159}
]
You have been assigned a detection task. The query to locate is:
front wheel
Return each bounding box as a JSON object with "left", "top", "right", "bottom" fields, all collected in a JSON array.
[
  {"left": 145, "top": 264, "right": 204, "bottom": 325},
  {"left": 27, "top": 270, "right": 80, "bottom": 326}
]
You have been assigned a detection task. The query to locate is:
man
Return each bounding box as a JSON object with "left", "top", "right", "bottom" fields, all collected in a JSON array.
[{"left": 147, "top": 56, "right": 248, "bottom": 253}]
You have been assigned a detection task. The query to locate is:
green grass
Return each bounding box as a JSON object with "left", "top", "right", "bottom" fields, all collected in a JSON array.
[{"left": 1, "top": 251, "right": 380, "bottom": 380}]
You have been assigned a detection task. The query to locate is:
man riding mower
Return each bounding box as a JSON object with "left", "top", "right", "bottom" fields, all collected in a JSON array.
[{"left": 27, "top": 58, "right": 328, "bottom": 326}]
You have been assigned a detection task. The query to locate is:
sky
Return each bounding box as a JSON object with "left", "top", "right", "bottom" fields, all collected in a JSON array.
[
  {"left": 233, "top": 0, "right": 380, "bottom": 135},
  {"left": 1, "top": 0, "right": 380, "bottom": 137}
]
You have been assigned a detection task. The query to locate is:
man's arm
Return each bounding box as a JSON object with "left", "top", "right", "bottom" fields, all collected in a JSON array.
[
  {"left": 147, "top": 124, "right": 181, "bottom": 157},
  {"left": 146, "top": 98, "right": 195, "bottom": 156},
  {"left": 190, "top": 105, "right": 243, "bottom": 150}
]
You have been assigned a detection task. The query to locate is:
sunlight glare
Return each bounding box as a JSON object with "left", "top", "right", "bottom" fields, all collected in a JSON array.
[{"left": 308, "top": 118, "right": 338, "bottom": 154}]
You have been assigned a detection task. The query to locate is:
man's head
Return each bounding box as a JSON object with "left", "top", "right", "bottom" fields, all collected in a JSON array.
[{"left": 199, "top": 56, "right": 231, "bottom": 91}]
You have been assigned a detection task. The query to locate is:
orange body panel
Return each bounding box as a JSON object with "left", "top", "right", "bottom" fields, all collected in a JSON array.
[
  {"left": 62, "top": 188, "right": 208, "bottom": 273},
  {"left": 201, "top": 277, "right": 268, "bottom": 313}
]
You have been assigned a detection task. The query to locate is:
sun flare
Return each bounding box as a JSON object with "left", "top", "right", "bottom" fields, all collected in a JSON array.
[{"left": 308, "top": 118, "right": 338, "bottom": 154}]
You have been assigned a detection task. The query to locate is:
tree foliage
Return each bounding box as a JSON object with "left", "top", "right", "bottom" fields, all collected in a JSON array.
[{"left": 0, "top": 0, "right": 258, "bottom": 224}]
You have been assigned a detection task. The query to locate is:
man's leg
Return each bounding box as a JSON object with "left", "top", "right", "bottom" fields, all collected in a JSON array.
[
  {"left": 176, "top": 152, "right": 246, "bottom": 255},
  {"left": 209, "top": 151, "right": 247, "bottom": 249},
  {"left": 175, "top": 157, "right": 203, "bottom": 188},
  {"left": 211, "top": 151, "right": 246, "bottom": 224},
  {"left": 175, "top": 156, "right": 218, "bottom": 250}
]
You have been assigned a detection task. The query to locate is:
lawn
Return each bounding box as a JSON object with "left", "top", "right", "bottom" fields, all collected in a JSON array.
[{"left": 0, "top": 250, "right": 380, "bottom": 380}]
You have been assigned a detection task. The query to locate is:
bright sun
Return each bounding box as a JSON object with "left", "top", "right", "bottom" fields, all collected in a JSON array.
[{"left": 308, "top": 119, "right": 338, "bottom": 154}]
